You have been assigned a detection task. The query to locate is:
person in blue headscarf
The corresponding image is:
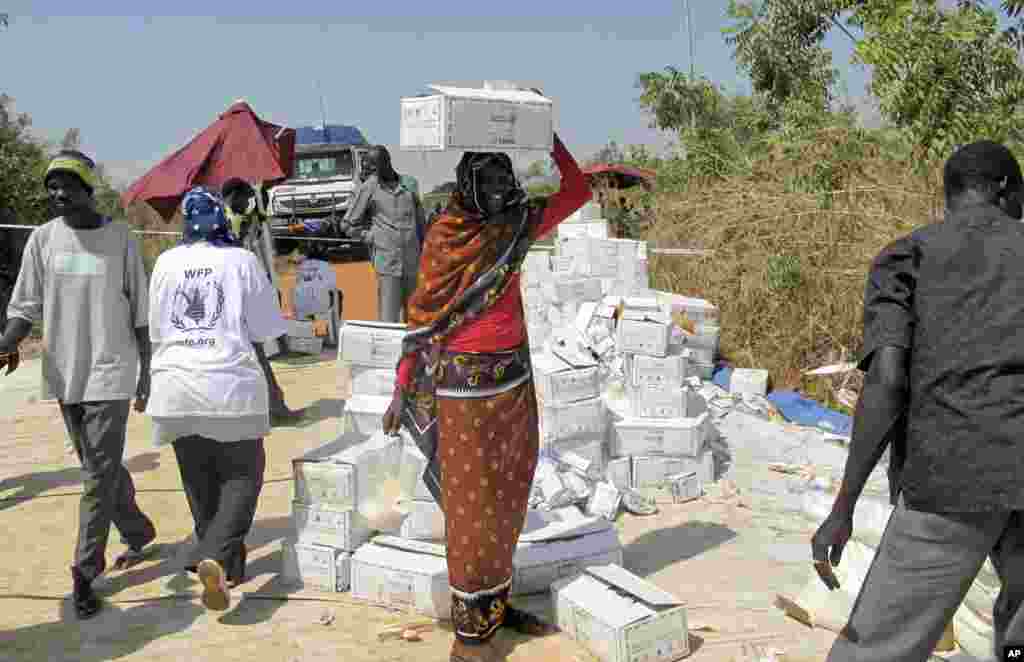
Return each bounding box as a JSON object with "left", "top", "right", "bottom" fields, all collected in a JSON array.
[{"left": 147, "top": 187, "right": 289, "bottom": 611}]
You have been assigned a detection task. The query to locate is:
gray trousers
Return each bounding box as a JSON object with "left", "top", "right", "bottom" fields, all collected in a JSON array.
[
  {"left": 827, "top": 500, "right": 1024, "bottom": 662},
  {"left": 377, "top": 272, "right": 417, "bottom": 323},
  {"left": 172, "top": 436, "right": 265, "bottom": 582},
  {"left": 61, "top": 400, "right": 155, "bottom": 582}
]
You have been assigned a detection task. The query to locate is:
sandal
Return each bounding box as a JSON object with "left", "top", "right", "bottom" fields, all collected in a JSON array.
[{"left": 197, "top": 559, "right": 231, "bottom": 611}]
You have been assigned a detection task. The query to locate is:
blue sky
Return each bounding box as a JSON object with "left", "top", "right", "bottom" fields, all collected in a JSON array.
[{"left": 0, "top": 1, "right": 873, "bottom": 191}]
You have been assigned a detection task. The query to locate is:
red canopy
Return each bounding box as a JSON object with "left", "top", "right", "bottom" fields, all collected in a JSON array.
[
  {"left": 583, "top": 163, "right": 656, "bottom": 189},
  {"left": 122, "top": 101, "right": 295, "bottom": 220}
]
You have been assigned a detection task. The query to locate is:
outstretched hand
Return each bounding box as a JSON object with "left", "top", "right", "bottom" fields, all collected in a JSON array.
[{"left": 810, "top": 510, "right": 854, "bottom": 590}]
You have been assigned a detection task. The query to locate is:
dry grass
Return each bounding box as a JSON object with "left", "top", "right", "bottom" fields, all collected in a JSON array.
[{"left": 643, "top": 128, "right": 944, "bottom": 411}]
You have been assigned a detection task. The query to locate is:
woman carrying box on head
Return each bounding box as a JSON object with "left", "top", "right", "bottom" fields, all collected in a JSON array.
[{"left": 382, "top": 116, "right": 591, "bottom": 661}]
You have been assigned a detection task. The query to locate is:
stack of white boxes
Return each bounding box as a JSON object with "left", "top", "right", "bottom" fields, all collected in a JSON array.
[
  {"left": 285, "top": 319, "right": 325, "bottom": 355},
  {"left": 651, "top": 292, "right": 719, "bottom": 381},
  {"left": 609, "top": 296, "right": 715, "bottom": 504},
  {"left": 283, "top": 431, "right": 399, "bottom": 592},
  {"left": 336, "top": 321, "right": 406, "bottom": 438}
]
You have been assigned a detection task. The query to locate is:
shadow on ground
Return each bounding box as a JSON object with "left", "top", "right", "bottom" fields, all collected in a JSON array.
[
  {"left": 288, "top": 397, "right": 344, "bottom": 429},
  {"left": 0, "top": 452, "right": 161, "bottom": 512},
  {"left": 0, "top": 597, "right": 203, "bottom": 662},
  {"left": 100, "top": 515, "right": 292, "bottom": 596},
  {"left": 623, "top": 521, "right": 737, "bottom": 576}
]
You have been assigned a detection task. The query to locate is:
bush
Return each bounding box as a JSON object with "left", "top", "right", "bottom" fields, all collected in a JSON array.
[{"left": 641, "top": 125, "right": 938, "bottom": 411}]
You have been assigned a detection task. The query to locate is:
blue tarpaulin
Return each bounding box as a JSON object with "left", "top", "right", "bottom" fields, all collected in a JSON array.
[
  {"left": 294, "top": 124, "right": 367, "bottom": 146},
  {"left": 712, "top": 365, "right": 852, "bottom": 437}
]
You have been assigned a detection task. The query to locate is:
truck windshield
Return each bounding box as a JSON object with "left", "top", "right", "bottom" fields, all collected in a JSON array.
[{"left": 294, "top": 151, "right": 354, "bottom": 180}]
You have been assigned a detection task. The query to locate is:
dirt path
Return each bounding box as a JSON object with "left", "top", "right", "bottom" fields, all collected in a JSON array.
[
  {"left": 276, "top": 258, "right": 379, "bottom": 321},
  {"left": 0, "top": 354, "right": 840, "bottom": 662}
]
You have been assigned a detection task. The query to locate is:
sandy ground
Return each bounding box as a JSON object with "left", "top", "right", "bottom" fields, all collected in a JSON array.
[{"left": 0, "top": 268, "right": 845, "bottom": 662}]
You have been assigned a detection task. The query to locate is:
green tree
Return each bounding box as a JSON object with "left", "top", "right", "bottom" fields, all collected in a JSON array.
[
  {"left": 724, "top": 0, "right": 1024, "bottom": 165},
  {"left": 0, "top": 94, "right": 49, "bottom": 226}
]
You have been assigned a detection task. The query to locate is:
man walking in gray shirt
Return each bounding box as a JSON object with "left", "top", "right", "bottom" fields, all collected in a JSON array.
[
  {"left": 0, "top": 150, "right": 157, "bottom": 620},
  {"left": 341, "top": 145, "right": 425, "bottom": 323}
]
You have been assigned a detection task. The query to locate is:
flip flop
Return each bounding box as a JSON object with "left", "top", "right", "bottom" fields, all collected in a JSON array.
[{"left": 197, "top": 559, "right": 230, "bottom": 611}]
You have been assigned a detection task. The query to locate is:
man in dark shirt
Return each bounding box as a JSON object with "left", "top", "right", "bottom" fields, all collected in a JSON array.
[{"left": 812, "top": 140, "right": 1024, "bottom": 661}]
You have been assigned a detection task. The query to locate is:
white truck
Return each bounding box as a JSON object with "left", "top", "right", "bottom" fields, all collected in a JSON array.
[{"left": 266, "top": 124, "right": 370, "bottom": 257}]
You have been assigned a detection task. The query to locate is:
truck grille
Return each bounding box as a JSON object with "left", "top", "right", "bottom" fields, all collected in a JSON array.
[{"left": 275, "top": 195, "right": 349, "bottom": 212}]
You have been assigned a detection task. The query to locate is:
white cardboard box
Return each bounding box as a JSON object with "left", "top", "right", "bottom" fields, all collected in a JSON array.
[
  {"left": 294, "top": 432, "right": 404, "bottom": 515},
  {"left": 730, "top": 368, "right": 769, "bottom": 396},
  {"left": 281, "top": 539, "right": 351, "bottom": 592},
  {"left": 533, "top": 351, "right": 602, "bottom": 406},
  {"left": 611, "top": 413, "right": 709, "bottom": 458},
  {"left": 552, "top": 564, "right": 690, "bottom": 662},
  {"left": 667, "top": 471, "right": 701, "bottom": 504},
  {"left": 627, "top": 385, "right": 704, "bottom": 419},
  {"left": 400, "top": 84, "right": 553, "bottom": 152},
  {"left": 565, "top": 201, "right": 603, "bottom": 224},
  {"left": 287, "top": 335, "right": 324, "bottom": 355},
  {"left": 558, "top": 221, "right": 610, "bottom": 240},
  {"left": 398, "top": 499, "right": 446, "bottom": 540},
  {"left": 401, "top": 441, "right": 438, "bottom": 502},
  {"left": 553, "top": 278, "right": 604, "bottom": 305},
  {"left": 605, "top": 457, "right": 632, "bottom": 490},
  {"left": 342, "top": 394, "right": 392, "bottom": 438},
  {"left": 293, "top": 456, "right": 356, "bottom": 512},
  {"left": 622, "top": 296, "right": 661, "bottom": 312},
  {"left": 629, "top": 351, "right": 690, "bottom": 387},
  {"left": 656, "top": 293, "right": 720, "bottom": 327},
  {"left": 292, "top": 501, "right": 373, "bottom": 551},
  {"left": 617, "top": 310, "right": 672, "bottom": 358},
  {"left": 681, "top": 331, "right": 718, "bottom": 365},
  {"left": 338, "top": 321, "right": 406, "bottom": 368},
  {"left": 513, "top": 527, "right": 623, "bottom": 596},
  {"left": 337, "top": 362, "right": 397, "bottom": 400},
  {"left": 522, "top": 249, "right": 552, "bottom": 287},
  {"left": 350, "top": 540, "right": 451, "bottom": 618},
  {"left": 541, "top": 396, "right": 606, "bottom": 444},
  {"left": 587, "top": 482, "right": 623, "bottom": 520},
  {"left": 631, "top": 450, "right": 713, "bottom": 491},
  {"left": 547, "top": 438, "right": 605, "bottom": 481}
]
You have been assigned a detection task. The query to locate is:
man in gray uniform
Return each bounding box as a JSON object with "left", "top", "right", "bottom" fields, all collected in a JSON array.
[
  {"left": 0, "top": 150, "right": 157, "bottom": 620},
  {"left": 812, "top": 141, "right": 1024, "bottom": 661},
  {"left": 341, "top": 145, "right": 425, "bottom": 323}
]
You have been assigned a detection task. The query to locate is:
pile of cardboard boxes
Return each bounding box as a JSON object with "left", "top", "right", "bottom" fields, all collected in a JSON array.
[
  {"left": 523, "top": 201, "right": 723, "bottom": 518},
  {"left": 279, "top": 201, "right": 723, "bottom": 660}
]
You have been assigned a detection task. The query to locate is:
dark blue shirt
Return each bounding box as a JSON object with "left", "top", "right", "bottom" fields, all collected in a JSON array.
[{"left": 862, "top": 202, "right": 1024, "bottom": 511}]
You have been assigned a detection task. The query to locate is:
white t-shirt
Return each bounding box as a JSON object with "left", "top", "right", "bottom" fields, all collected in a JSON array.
[
  {"left": 292, "top": 257, "right": 334, "bottom": 317},
  {"left": 147, "top": 243, "right": 288, "bottom": 418}
]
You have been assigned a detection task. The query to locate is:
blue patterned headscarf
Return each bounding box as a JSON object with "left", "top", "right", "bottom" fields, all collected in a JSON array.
[{"left": 180, "top": 186, "right": 237, "bottom": 246}]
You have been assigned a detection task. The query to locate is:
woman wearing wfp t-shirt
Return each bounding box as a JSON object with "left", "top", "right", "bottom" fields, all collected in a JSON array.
[{"left": 146, "top": 187, "right": 290, "bottom": 611}]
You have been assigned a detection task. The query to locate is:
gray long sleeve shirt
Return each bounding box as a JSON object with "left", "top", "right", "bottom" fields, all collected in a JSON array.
[{"left": 342, "top": 174, "right": 424, "bottom": 277}]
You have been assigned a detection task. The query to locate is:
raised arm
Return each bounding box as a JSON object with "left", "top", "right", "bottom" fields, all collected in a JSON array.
[{"left": 530, "top": 133, "right": 592, "bottom": 241}]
